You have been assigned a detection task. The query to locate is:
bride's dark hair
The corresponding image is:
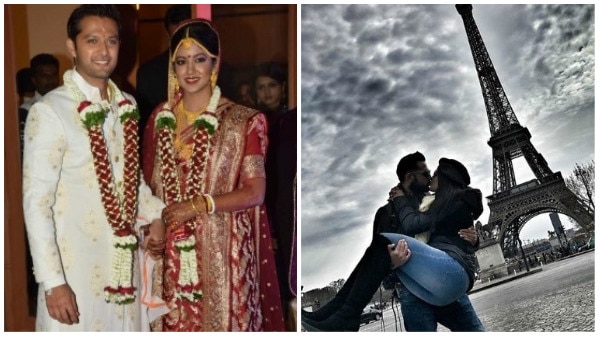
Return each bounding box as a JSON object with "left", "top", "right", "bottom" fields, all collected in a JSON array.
[{"left": 427, "top": 158, "right": 483, "bottom": 229}]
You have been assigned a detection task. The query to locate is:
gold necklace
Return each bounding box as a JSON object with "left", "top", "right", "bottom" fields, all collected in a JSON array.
[
  {"left": 177, "top": 100, "right": 208, "bottom": 122},
  {"left": 174, "top": 100, "right": 207, "bottom": 160}
]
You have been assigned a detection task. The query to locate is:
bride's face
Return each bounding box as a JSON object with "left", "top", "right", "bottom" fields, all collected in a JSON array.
[
  {"left": 429, "top": 172, "right": 439, "bottom": 192},
  {"left": 173, "top": 42, "right": 215, "bottom": 95}
]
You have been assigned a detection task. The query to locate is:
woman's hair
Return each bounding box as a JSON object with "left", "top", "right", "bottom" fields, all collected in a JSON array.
[
  {"left": 67, "top": 5, "right": 121, "bottom": 43},
  {"left": 169, "top": 19, "right": 220, "bottom": 59},
  {"left": 427, "top": 170, "right": 464, "bottom": 221},
  {"left": 426, "top": 158, "right": 479, "bottom": 228},
  {"left": 254, "top": 61, "right": 287, "bottom": 85}
]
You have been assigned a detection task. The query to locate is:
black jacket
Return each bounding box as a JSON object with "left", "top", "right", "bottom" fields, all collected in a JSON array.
[{"left": 374, "top": 189, "right": 425, "bottom": 236}]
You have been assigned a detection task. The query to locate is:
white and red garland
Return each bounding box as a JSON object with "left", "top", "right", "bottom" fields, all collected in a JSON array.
[
  {"left": 155, "top": 86, "right": 221, "bottom": 302},
  {"left": 64, "top": 70, "right": 140, "bottom": 304}
]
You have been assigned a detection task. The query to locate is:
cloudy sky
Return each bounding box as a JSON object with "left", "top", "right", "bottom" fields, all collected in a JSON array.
[{"left": 300, "top": 4, "right": 595, "bottom": 291}]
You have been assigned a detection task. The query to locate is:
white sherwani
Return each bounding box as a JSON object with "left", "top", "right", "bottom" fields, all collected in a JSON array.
[{"left": 22, "top": 69, "right": 165, "bottom": 331}]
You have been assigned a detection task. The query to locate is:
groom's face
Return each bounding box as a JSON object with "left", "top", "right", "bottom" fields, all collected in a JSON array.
[{"left": 409, "top": 161, "right": 431, "bottom": 194}]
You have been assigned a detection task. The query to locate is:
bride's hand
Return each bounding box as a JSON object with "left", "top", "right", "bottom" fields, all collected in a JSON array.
[{"left": 161, "top": 199, "right": 202, "bottom": 226}]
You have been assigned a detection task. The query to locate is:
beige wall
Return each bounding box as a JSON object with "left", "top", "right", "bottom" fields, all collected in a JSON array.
[{"left": 25, "top": 5, "right": 77, "bottom": 77}]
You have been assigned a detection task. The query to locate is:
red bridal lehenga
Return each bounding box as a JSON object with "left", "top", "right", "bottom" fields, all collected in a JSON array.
[{"left": 142, "top": 96, "right": 285, "bottom": 331}]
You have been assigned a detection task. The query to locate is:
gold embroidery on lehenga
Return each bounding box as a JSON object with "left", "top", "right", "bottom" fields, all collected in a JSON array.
[{"left": 241, "top": 155, "right": 266, "bottom": 182}]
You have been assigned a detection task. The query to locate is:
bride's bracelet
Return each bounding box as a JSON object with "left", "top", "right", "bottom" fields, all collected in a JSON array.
[
  {"left": 203, "top": 194, "right": 216, "bottom": 214},
  {"left": 190, "top": 197, "right": 201, "bottom": 215}
]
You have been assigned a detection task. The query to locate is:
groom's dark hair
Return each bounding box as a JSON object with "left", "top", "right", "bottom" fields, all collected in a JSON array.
[{"left": 396, "top": 151, "right": 426, "bottom": 182}]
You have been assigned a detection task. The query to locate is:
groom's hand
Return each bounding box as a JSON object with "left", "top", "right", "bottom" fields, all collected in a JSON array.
[
  {"left": 388, "top": 239, "right": 411, "bottom": 269},
  {"left": 143, "top": 219, "right": 166, "bottom": 259},
  {"left": 45, "top": 283, "right": 80, "bottom": 325}
]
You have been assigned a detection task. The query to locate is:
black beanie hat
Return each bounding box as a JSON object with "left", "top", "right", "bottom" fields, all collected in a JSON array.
[{"left": 438, "top": 158, "right": 470, "bottom": 187}]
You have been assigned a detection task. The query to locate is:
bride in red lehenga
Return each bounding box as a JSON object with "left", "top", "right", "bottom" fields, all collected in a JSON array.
[{"left": 141, "top": 18, "right": 285, "bottom": 332}]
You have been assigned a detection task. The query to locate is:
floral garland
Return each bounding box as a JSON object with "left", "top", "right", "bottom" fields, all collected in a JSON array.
[
  {"left": 156, "top": 86, "right": 221, "bottom": 301},
  {"left": 64, "top": 70, "right": 140, "bottom": 304}
]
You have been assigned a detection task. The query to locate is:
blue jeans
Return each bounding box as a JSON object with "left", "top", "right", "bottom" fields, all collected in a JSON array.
[
  {"left": 397, "top": 285, "right": 485, "bottom": 331},
  {"left": 381, "top": 233, "right": 469, "bottom": 306}
]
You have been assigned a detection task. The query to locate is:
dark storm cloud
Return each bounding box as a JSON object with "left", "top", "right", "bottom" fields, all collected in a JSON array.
[
  {"left": 341, "top": 4, "right": 378, "bottom": 23},
  {"left": 386, "top": 48, "right": 412, "bottom": 64},
  {"left": 301, "top": 4, "right": 594, "bottom": 290}
]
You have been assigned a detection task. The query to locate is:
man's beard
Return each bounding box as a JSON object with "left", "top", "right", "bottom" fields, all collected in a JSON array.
[{"left": 409, "top": 180, "right": 429, "bottom": 194}]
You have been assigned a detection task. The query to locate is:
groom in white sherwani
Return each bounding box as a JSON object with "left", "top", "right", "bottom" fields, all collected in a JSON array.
[{"left": 23, "top": 5, "right": 166, "bottom": 331}]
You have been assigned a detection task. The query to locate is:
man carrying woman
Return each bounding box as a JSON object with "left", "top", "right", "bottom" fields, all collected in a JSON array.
[{"left": 302, "top": 151, "right": 485, "bottom": 331}]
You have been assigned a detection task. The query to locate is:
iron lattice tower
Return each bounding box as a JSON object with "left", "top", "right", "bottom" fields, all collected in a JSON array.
[{"left": 456, "top": 4, "right": 593, "bottom": 257}]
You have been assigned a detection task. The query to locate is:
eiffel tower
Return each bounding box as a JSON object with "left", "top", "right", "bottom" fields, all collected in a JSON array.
[{"left": 456, "top": 4, "right": 594, "bottom": 258}]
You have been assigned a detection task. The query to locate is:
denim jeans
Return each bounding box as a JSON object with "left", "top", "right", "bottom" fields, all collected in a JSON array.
[
  {"left": 397, "top": 285, "right": 485, "bottom": 332},
  {"left": 380, "top": 233, "right": 469, "bottom": 306}
]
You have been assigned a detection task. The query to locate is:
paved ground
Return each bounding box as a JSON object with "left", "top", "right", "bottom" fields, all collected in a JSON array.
[
  {"left": 359, "top": 250, "right": 594, "bottom": 332},
  {"left": 467, "top": 250, "right": 594, "bottom": 332}
]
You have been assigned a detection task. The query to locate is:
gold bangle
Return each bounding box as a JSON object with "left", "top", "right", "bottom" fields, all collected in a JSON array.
[
  {"left": 201, "top": 194, "right": 210, "bottom": 213},
  {"left": 190, "top": 197, "right": 201, "bottom": 215},
  {"left": 203, "top": 193, "right": 215, "bottom": 214}
]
